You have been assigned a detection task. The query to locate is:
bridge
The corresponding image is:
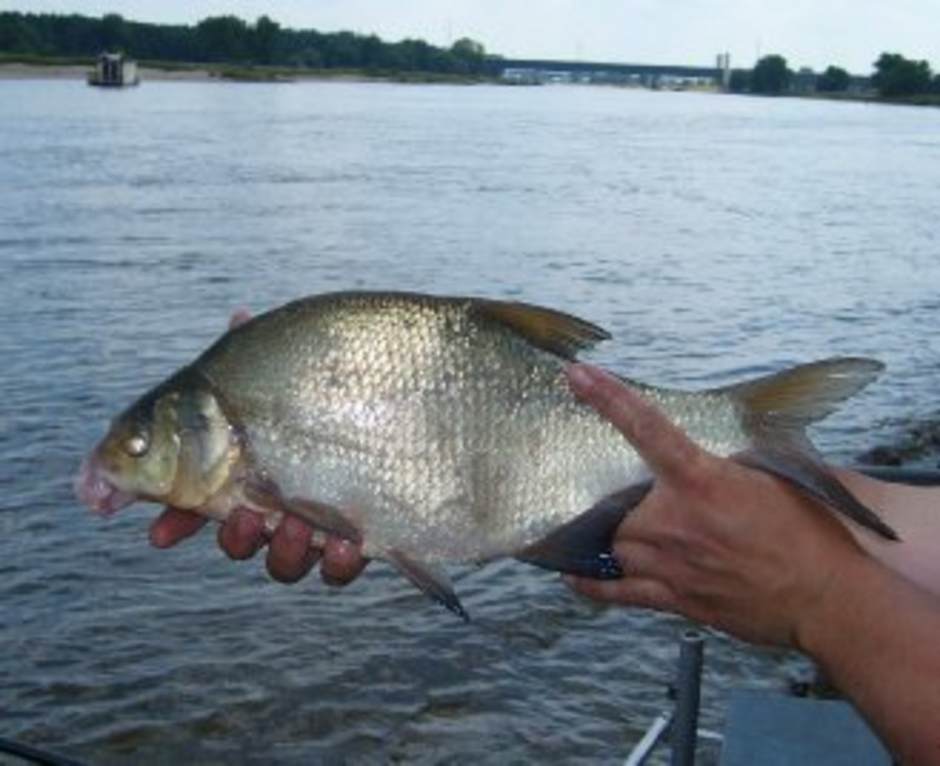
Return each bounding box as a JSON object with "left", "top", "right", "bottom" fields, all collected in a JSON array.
[{"left": 487, "top": 57, "right": 727, "bottom": 87}]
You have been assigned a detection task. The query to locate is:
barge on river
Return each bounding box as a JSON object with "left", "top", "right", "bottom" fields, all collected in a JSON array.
[{"left": 87, "top": 52, "right": 139, "bottom": 87}]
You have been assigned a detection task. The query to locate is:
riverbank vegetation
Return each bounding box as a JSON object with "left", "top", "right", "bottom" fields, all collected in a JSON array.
[
  {"left": 0, "top": 11, "right": 494, "bottom": 80},
  {"left": 731, "top": 51, "right": 940, "bottom": 106}
]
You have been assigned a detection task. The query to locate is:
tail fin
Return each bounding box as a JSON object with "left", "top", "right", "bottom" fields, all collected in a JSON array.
[
  {"left": 723, "top": 357, "right": 897, "bottom": 540},
  {"left": 725, "top": 357, "right": 884, "bottom": 429}
]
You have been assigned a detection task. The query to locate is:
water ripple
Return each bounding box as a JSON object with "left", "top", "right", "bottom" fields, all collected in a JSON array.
[{"left": 1, "top": 79, "right": 938, "bottom": 764}]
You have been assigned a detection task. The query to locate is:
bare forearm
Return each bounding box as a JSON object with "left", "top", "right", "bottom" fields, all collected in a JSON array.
[
  {"left": 835, "top": 469, "right": 940, "bottom": 597},
  {"left": 797, "top": 553, "right": 940, "bottom": 764}
]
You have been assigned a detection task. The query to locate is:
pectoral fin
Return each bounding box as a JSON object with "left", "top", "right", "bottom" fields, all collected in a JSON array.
[
  {"left": 516, "top": 483, "right": 653, "bottom": 578},
  {"left": 281, "top": 497, "right": 363, "bottom": 544},
  {"left": 387, "top": 550, "right": 469, "bottom": 622},
  {"left": 244, "top": 477, "right": 362, "bottom": 543}
]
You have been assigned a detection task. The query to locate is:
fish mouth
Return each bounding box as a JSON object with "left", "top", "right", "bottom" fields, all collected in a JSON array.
[{"left": 74, "top": 454, "right": 136, "bottom": 516}]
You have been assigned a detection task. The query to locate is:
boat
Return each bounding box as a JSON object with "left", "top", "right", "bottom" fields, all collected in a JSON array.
[{"left": 87, "top": 52, "right": 139, "bottom": 87}]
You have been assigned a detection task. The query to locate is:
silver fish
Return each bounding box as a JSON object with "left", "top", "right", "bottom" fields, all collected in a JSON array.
[{"left": 75, "top": 291, "right": 894, "bottom": 618}]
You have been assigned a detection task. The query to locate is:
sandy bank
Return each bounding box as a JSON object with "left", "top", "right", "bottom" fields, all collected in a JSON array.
[
  {"left": 0, "top": 63, "right": 216, "bottom": 81},
  {"left": 0, "top": 62, "right": 454, "bottom": 84}
]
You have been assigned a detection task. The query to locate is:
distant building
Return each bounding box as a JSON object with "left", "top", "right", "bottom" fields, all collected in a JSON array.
[
  {"left": 791, "top": 67, "right": 817, "bottom": 94},
  {"left": 716, "top": 53, "right": 732, "bottom": 91},
  {"left": 88, "top": 53, "right": 139, "bottom": 87},
  {"left": 499, "top": 61, "right": 724, "bottom": 89}
]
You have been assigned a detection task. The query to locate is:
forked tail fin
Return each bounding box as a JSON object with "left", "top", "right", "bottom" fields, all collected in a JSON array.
[
  {"left": 723, "top": 357, "right": 897, "bottom": 540},
  {"left": 723, "top": 357, "right": 884, "bottom": 430}
]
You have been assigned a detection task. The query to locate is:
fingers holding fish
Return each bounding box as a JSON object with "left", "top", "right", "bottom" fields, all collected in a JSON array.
[
  {"left": 149, "top": 507, "right": 209, "bottom": 548},
  {"left": 613, "top": 538, "right": 664, "bottom": 579},
  {"left": 266, "top": 515, "right": 322, "bottom": 583},
  {"left": 566, "top": 572, "right": 679, "bottom": 613},
  {"left": 150, "top": 497, "right": 364, "bottom": 586},
  {"left": 217, "top": 508, "right": 267, "bottom": 560},
  {"left": 319, "top": 537, "right": 368, "bottom": 586}
]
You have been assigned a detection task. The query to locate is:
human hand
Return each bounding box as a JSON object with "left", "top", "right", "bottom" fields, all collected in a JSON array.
[
  {"left": 564, "top": 363, "right": 869, "bottom": 649},
  {"left": 147, "top": 308, "right": 368, "bottom": 587},
  {"left": 149, "top": 507, "right": 368, "bottom": 585}
]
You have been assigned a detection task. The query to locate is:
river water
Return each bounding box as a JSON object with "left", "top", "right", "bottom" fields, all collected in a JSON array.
[{"left": 1, "top": 78, "right": 938, "bottom": 765}]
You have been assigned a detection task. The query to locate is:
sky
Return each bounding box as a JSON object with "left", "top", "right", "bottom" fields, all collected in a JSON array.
[{"left": 6, "top": 0, "right": 939, "bottom": 74}]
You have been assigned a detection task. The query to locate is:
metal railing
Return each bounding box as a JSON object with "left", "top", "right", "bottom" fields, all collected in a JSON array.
[
  {"left": 624, "top": 629, "right": 715, "bottom": 766},
  {"left": 671, "top": 630, "right": 705, "bottom": 766}
]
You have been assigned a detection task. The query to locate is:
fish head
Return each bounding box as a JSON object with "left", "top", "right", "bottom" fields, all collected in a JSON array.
[{"left": 76, "top": 376, "right": 239, "bottom": 515}]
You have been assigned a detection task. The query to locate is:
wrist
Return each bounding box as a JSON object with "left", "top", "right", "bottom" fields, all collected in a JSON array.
[{"left": 793, "top": 549, "right": 887, "bottom": 658}]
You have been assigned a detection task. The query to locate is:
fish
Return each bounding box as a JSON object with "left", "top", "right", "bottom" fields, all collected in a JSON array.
[{"left": 75, "top": 291, "right": 896, "bottom": 619}]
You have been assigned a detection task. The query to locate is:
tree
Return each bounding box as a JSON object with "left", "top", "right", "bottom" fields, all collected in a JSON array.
[
  {"left": 99, "top": 13, "right": 126, "bottom": 51},
  {"left": 195, "top": 15, "right": 250, "bottom": 62},
  {"left": 450, "top": 37, "right": 486, "bottom": 74},
  {"left": 359, "top": 34, "right": 383, "bottom": 69},
  {"left": 0, "top": 10, "right": 496, "bottom": 76},
  {"left": 751, "top": 54, "right": 791, "bottom": 94},
  {"left": 872, "top": 52, "right": 932, "bottom": 97},
  {"left": 253, "top": 15, "right": 279, "bottom": 64},
  {"left": 728, "top": 69, "right": 751, "bottom": 93},
  {"left": 0, "top": 12, "right": 44, "bottom": 52},
  {"left": 321, "top": 31, "right": 360, "bottom": 67},
  {"left": 816, "top": 65, "right": 850, "bottom": 92}
]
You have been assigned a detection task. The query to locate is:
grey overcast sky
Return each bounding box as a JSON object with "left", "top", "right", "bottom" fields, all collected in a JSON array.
[{"left": 7, "top": 0, "right": 939, "bottom": 73}]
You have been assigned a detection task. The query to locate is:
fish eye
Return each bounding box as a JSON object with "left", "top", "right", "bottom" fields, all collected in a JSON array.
[{"left": 124, "top": 433, "right": 150, "bottom": 458}]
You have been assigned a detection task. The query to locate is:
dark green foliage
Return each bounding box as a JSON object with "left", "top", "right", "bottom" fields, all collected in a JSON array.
[
  {"left": 99, "top": 13, "right": 126, "bottom": 51},
  {"left": 872, "top": 52, "right": 932, "bottom": 97},
  {"left": 0, "top": 11, "right": 492, "bottom": 76},
  {"left": 195, "top": 16, "right": 250, "bottom": 62},
  {"left": 253, "top": 15, "right": 279, "bottom": 65},
  {"left": 728, "top": 69, "right": 751, "bottom": 93},
  {"left": 816, "top": 65, "right": 850, "bottom": 92},
  {"left": 751, "top": 54, "right": 791, "bottom": 95},
  {"left": 0, "top": 13, "right": 42, "bottom": 52},
  {"left": 450, "top": 37, "right": 486, "bottom": 74}
]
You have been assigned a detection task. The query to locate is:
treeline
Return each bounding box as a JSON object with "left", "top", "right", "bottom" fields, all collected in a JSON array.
[
  {"left": 0, "top": 11, "right": 493, "bottom": 75},
  {"left": 730, "top": 51, "right": 940, "bottom": 99}
]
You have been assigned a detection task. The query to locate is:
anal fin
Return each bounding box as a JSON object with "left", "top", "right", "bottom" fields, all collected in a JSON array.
[
  {"left": 387, "top": 550, "right": 469, "bottom": 622},
  {"left": 516, "top": 483, "right": 652, "bottom": 579}
]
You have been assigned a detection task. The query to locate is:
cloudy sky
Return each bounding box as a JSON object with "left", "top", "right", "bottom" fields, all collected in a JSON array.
[{"left": 9, "top": 0, "right": 939, "bottom": 73}]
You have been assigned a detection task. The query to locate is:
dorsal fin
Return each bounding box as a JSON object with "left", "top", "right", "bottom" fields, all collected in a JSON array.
[
  {"left": 473, "top": 299, "right": 611, "bottom": 360},
  {"left": 724, "top": 357, "right": 884, "bottom": 428}
]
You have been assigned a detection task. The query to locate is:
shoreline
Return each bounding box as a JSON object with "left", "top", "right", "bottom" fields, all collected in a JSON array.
[
  {"left": 0, "top": 62, "right": 213, "bottom": 81},
  {"left": 0, "top": 61, "right": 490, "bottom": 85},
  {"left": 2, "top": 62, "right": 937, "bottom": 106}
]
